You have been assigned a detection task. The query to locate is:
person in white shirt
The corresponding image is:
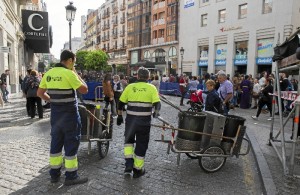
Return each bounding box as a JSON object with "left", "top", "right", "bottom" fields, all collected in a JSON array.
[{"left": 252, "top": 79, "right": 261, "bottom": 109}]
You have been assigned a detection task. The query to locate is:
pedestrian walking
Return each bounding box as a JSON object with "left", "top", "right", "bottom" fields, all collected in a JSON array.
[
  {"left": 116, "top": 67, "right": 161, "bottom": 178},
  {"left": 252, "top": 78, "right": 273, "bottom": 120},
  {"left": 112, "top": 74, "right": 123, "bottom": 110},
  {"left": 239, "top": 75, "right": 252, "bottom": 109},
  {"left": 217, "top": 71, "right": 233, "bottom": 115},
  {"left": 25, "top": 70, "right": 43, "bottom": 119},
  {"left": 204, "top": 79, "right": 223, "bottom": 113},
  {"left": 0, "top": 69, "right": 10, "bottom": 103},
  {"left": 103, "top": 73, "right": 117, "bottom": 116},
  {"left": 22, "top": 69, "right": 32, "bottom": 116},
  {"left": 151, "top": 75, "right": 160, "bottom": 92},
  {"left": 37, "top": 50, "right": 88, "bottom": 186},
  {"left": 179, "top": 74, "right": 188, "bottom": 106},
  {"left": 252, "top": 79, "right": 261, "bottom": 109}
]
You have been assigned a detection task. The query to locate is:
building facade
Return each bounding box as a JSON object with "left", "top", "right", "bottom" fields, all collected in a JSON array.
[
  {"left": 63, "top": 37, "right": 82, "bottom": 54},
  {"left": 179, "top": 0, "right": 300, "bottom": 77},
  {"left": 128, "top": 0, "right": 179, "bottom": 76}
]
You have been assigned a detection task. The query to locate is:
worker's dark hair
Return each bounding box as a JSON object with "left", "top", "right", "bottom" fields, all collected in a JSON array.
[
  {"left": 60, "top": 50, "right": 75, "bottom": 62},
  {"left": 137, "top": 67, "right": 150, "bottom": 80}
]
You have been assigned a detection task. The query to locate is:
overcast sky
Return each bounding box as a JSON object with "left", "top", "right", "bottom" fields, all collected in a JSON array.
[{"left": 45, "top": 0, "right": 105, "bottom": 59}]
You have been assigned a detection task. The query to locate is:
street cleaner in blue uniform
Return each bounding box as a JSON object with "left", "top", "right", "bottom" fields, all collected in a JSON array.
[
  {"left": 37, "top": 50, "right": 88, "bottom": 186},
  {"left": 116, "top": 67, "right": 161, "bottom": 178}
]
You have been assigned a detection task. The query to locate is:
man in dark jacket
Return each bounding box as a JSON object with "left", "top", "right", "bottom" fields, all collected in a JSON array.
[{"left": 1, "top": 69, "right": 10, "bottom": 103}]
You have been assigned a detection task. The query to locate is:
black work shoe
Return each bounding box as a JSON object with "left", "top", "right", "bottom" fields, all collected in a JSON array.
[
  {"left": 51, "top": 173, "right": 61, "bottom": 183},
  {"left": 124, "top": 166, "right": 133, "bottom": 174},
  {"left": 64, "top": 176, "right": 88, "bottom": 186},
  {"left": 133, "top": 168, "right": 145, "bottom": 178},
  {"left": 275, "top": 112, "right": 279, "bottom": 115}
]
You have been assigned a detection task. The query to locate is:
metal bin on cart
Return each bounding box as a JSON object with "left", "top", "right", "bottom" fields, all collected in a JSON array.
[{"left": 175, "top": 111, "right": 206, "bottom": 151}]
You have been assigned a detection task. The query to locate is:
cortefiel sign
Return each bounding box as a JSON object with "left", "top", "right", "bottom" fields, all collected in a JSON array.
[{"left": 22, "top": 10, "right": 50, "bottom": 53}]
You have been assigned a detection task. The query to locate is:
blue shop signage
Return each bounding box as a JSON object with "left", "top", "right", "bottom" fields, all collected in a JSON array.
[
  {"left": 234, "top": 59, "right": 247, "bottom": 65},
  {"left": 198, "top": 60, "right": 208, "bottom": 67},
  {"left": 184, "top": 0, "right": 195, "bottom": 8},
  {"left": 256, "top": 57, "right": 272, "bottom": 65},
  {"left": 215, "top": 59, "right": 226, "bottom": 66}
]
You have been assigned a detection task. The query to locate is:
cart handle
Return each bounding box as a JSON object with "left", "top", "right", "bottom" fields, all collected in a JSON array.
[
  {"left": 159, "top": 94, "right": 185, "bottom": 113},
  {"left": 238, "top": 138, "right": 251, "bottom": 156},
  {"left": 79, "top": 105, "right": 108, "bottom": 127},
  {"left": 151, "top": 123, "right": 235, "bottom": 141}
]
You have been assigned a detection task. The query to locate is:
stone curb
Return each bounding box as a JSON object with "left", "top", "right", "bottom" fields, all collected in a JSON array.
[{"left": 246, "top": 129, "right": 277, "bottom": 195}]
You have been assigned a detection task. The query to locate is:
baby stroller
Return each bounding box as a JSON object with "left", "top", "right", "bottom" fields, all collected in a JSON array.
[{"left": 187, "top": 89, "right": 203, "bottom": 112}]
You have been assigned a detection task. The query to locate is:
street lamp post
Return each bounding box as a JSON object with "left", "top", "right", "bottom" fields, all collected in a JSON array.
[
  {"left": 65, "top": 2, "right": 77, "bottom": 51},
  {"left": 180, "top": 47, "right": 185, "bottom": 75}
]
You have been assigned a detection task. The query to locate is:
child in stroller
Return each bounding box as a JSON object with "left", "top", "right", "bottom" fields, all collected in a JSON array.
[{"left": 187, "top": 89, "right": 203, "bottom": 112}]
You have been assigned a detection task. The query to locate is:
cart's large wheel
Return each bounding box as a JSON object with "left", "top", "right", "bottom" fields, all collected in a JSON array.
[
  {"left": 198, "top": 145, "right": 226, "bottom": 173},
  {"left": 97, "top": 131, "right": 109, "bottom": 159},
  {"left": 185, "top": 153, "right": 198, "bottom": 159}
]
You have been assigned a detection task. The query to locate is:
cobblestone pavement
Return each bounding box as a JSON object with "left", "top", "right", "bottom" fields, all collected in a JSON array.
[
  {"left": 230, "top": 105, "right": 300, "bottom": 195},
  {"left": 0, "top": 96, "right": 263, "bottom": 194}
]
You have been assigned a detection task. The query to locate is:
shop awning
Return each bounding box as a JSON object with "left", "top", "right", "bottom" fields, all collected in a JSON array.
[{"left": 131, "top": 60, "right": 156, "bottom": 68}]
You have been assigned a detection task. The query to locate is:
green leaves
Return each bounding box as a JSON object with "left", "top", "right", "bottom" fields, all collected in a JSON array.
[{"left": 76, "top": 50, "right": 108, "bottom": 71}]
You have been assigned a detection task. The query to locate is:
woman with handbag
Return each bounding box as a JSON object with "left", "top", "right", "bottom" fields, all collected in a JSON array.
[
  {"left": 25, "top": 70, "right": 43, "bottom": 118},
  {"left": 252, "top": 78, "right": 273, "bottom": 120}
]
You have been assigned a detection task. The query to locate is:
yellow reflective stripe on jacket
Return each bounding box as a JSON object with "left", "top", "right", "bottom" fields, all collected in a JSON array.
[
  {"left": 133, "top": 154, "right": 144, "bottom": 170},
  {"left": 50, "top": 152, "right": 63, "bottom": 169},
  {"left": 65, "top": 155, "right": 78, "bottom": 172},
  {"left": 124, "top": 144, "right": 134, "bottom": 159}
]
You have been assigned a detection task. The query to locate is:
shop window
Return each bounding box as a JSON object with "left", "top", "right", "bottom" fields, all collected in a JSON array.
[
  {"left": 218, "top": 9, "right": 226, "bottom": 23},
  {"left": 263, "top": 0, "right": 272, "bottom": 14},
  {"left": 235, "top": 41, "right": 248, "bottom": 59},
  {"left": 239, "top": 4, "right": 247, "bottom": 19},
  {"left": 199, "top": 46, "right": 209, "bottom": 60}
]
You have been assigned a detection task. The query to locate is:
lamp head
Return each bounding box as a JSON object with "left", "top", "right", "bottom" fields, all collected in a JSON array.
[{"left": 66, "top": 1, "right": 77, "bottom": 22}]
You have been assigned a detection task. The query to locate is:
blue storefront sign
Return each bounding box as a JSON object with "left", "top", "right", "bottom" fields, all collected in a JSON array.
[
  {"left": 234, "top": 59, "right": 247, "bottom": 65},
  {"left": 184, "top": 0, "right": 194, "bottom": 8},
  {"left": 198, "top": 60, "right": 208, "bottom": 67},
  {"left": 215, "top": 59, "right": 226, "bottom": 66},
  {"left": 256, "top": 57, "right": 272, "bottom": 65}
]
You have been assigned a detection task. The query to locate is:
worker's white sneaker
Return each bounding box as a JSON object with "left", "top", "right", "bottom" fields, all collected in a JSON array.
[{"left": 267, "top": 117, "right": 273, "bottom": 121}]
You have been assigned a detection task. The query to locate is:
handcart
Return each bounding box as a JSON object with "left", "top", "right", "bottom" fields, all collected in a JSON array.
[
  {"left": 152, "top": 95, "right": 251, "bottom": 173},
  {"left": 78, "top": 103, "right": 113, "bottom": 159}
]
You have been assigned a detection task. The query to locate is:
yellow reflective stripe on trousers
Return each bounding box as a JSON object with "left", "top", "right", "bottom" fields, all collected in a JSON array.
[
  {"left": 50, "top": 153, "right": 63, "bottom": 169},
  {"left": 124, "top": 144, "right": 134, "bottom": 159},
  {"left": 133, "top": 154, "right": 144, "bottom": 170},
  {"left": 65, "top": 155, "right": 78, "bottom": 172}
]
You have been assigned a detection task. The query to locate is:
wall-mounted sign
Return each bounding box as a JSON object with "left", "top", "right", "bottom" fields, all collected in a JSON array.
[
  {"left": 131, "top": 51, "right": 138, "bottom": 64},
  {"left": 256, "top": 57, "right": 272, "bottom": 65},
  {"left": 215, "top": 60, "right": 226, "bottom": 66},
  {"left": 234, "top": 59, "right": 248, "bottom": 65},
  {"left": 22, "top": 10, "right": 51, "bottom": 53},
  {"left": 220, "top": 26, "right": 242, "bottom": 32},
  {"left": 0, "top": 46, "right": 10, "bottom": 53},
  {"left": 257, "top": 38, "right": 274, "bottom": 58},
  {"left": 215, "top": 44, "right": 227, "bottom": 60},
  {"left": 199, "top": 60, "right": 208, "bottom": 66},
  {"left": 184, "top": 0, "right": 194, "bottom": 9}
]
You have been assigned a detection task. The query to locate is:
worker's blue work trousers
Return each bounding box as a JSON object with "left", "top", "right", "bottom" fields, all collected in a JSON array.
[{"left": 49, "top": 107, "right": 82, "bottom": 180}]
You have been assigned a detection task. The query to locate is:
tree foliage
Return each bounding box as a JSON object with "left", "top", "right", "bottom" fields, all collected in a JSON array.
[
  {"left": 76, "top": 50, "right": 89, "bottom": 70},
  {"left": 84, "top": 50, "right": 108, "bottom": 70}
]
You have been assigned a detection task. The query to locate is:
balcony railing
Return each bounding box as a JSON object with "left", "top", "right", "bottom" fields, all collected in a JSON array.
[
  {"left": 113, "top": 6, "right": 118, "bottom": 14},
  {"left": 119, "top": 30, "right": 125, "bottom": 37},
  {"left": 153, "top": 19, "right": 165, "bottom": 26},
  {"left": 112, "top": 32, "right": 118, "bottom": 39},
  {"left": 112, "top": 19, "right": 118, "bottom": 26},
  {"left": 158, "top": 37, "right": 165, "bottom": 44},
  {"left": 120, "top": 4, "right": 125, "bottom": 11},
  {"left": 159, "top": 1, "right": 166, "bottom": 8},
  {"left": 119, "top": 44, "right": 127, "bottom": 49},
  {"left": 120, "top": 16, "right": 125, "bottom": 24},
  {"left": 102, "top": 36, "right": 106, "bottom": 42}
]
